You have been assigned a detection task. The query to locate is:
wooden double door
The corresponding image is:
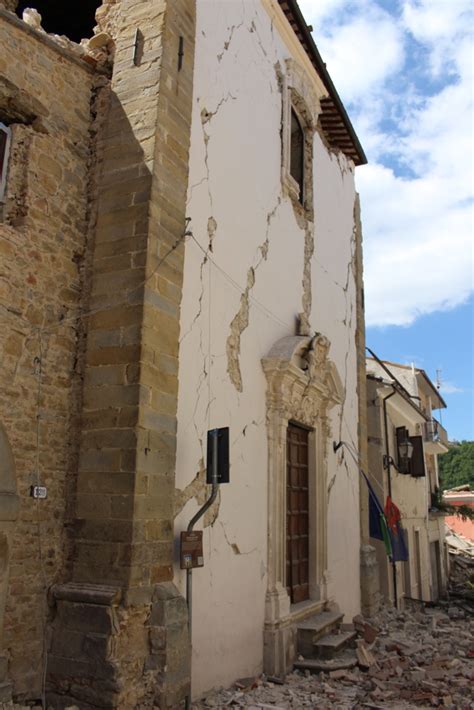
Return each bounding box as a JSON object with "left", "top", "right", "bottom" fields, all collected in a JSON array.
[{"left": 286, "top": 423, "right": 309, "bottom": 604}]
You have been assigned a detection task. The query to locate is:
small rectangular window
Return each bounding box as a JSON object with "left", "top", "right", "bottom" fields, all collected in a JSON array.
[{"left": 0, "top": 122, "right": 12, "bottom": 203}]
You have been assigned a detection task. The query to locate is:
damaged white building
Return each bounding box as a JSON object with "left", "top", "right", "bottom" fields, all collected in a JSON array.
[
  {"left": 173, "top": 0, "right": 368, "bottom": 696},
  {"left": 0, "top": 0, "right": 369, "bottom": 705}
]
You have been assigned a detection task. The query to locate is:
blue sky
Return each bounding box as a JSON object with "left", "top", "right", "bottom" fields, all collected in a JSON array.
[
  {"left": 298, "top": 0, "right": 474, "bottom": 441},
  {"left": 367, "top": 298, "right": 474, "bottom": 441}
]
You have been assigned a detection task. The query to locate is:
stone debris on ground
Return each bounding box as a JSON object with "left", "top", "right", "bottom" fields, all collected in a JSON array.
[
  {"left": 194, "top": 603, "right": 474, "bottom": 709},
  {"left": 446, "top": 526, "right": 474, "bottom": 606}
]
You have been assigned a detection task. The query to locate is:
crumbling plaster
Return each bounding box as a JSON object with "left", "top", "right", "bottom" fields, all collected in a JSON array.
[{"left": 174, "top": 0, "right": 361, "bottom": 697}]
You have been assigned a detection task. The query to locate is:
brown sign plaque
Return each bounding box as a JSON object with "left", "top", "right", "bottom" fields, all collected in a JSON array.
[{"left": 180, "top": 530, "right": 204, "bottom": 569}]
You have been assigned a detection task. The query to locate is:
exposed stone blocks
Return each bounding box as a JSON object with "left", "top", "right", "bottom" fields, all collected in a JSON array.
[
  {"left": 1, "top": 0, "right": 195, "bottom": 702},
  {"left": 0, "top": 11, "right": 96, "bottom": 698},
  {"left": 44, "top": 0, "right": 195, "bottom": 706},
  {"left": 47, "top": 582, "right": 189, "bottom": 708},
  {"left": 0, "top": 1, "right": 18, "bottom": 13}
]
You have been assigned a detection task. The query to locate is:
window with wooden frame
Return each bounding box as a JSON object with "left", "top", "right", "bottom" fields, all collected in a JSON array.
[
  {"left": 280, "top": 68, "right": 315, "bottom": 219},
  {"left": 0, "top": 123, "right": 12, "bottom": 204},
  {"left": 282, "top": 98, "right": 313, "bottom": 213}
]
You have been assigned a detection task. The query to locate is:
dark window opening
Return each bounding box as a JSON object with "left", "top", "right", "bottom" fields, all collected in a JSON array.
[
  {"left": 409, "top": 435, "right": 425, "bottom": 478},
  {"left": 290, "top": 108, "right": 304, "bottom": 204},
  {"left": 16, "top": 0, "right": 101, "bottom": 43}
]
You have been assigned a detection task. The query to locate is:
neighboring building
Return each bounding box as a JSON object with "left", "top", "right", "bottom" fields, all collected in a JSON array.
[
  {"left": 366, "top": 357, "right": 449, "bottom": 608},
  {"left": 444, "top": 486, "right": 474, "bottom": 542},
  {"left": 0, "top": 0, "right": 368, "bottom": 706}
]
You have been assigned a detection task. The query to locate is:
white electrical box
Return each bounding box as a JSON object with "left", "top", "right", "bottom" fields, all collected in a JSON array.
[{"left": 30, "top": 485, "right": 48, "bottom": 499}]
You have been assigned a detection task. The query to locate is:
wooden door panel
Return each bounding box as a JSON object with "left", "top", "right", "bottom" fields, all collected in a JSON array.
[{"left": 286, "top": 423, "right": 310, "bottom": 604}]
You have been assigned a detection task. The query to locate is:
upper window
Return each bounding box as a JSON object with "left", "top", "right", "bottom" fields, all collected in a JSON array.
[
  {"left": 281, "top": 88, "right": 314, "bottom": 218},
  {"left": 290, "top": 109, "right": 305, "bottom": 204},
  {"left": 281, "top": 60, "right": 318, "bottom": 219},
  {"left": 0, "top": 123, "right": 12, "bottom": 204}
]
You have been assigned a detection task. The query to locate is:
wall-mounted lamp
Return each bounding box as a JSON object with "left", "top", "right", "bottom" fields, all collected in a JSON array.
[{"left": 383, "top": 436, "right": 414, "bottom": 472}]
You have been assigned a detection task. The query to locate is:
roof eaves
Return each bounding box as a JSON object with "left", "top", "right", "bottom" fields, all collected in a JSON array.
[
  {"left": 367, "top": 375, "right": 429, "bottom": 421},
  {"left": 277, "top": 0, "right": 367, "bottom": 166},
  {"left": 417, "top": 369, "right": 447, "bottom": 409}
]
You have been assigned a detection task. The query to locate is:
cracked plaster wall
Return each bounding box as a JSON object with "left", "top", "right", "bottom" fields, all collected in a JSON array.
[{"left": 174, "top": 0, "right": 361, "bottom": 696}]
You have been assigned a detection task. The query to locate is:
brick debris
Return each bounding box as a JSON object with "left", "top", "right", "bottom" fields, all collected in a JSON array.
[{"left": 194, "top": 603, "right": 474, "bottom": 709}]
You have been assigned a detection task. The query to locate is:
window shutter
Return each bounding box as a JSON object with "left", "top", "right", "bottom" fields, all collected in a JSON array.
[
  {"left": 409, "top": 435, "right": 425, "bottom": 477},
  {"left": 396, "top": 426, "right": 410, "bottom": 473}
]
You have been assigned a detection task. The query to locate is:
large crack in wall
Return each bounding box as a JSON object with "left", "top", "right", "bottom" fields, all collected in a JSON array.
[
  {"left": 226, "top": 199, "right": 280, "bottom": 392},
  {"left": 300, "top": 224, "right": 314, "bottom": 336},
  {"left": 226, "top": 266, "right": 255, "bottom": 392},
  {"left": 174, "top": 459, "right": 220, "bottom": 528}
]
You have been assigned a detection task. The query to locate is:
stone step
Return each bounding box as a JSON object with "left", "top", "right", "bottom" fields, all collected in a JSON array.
[
  {"left": 296, "top": 610, "right": 344, "bottom": 657},
  {"left": 313, "top": 630, "right": 358, "bottom": 660},
  {"left": 294, "top": 650, "right": 358, "bottom": 674}
]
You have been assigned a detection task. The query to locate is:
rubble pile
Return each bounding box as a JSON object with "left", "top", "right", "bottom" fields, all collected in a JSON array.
[
  {"left": 195, "top": 605, "right": 474, "bottom": 709},
  {"left": 446, "top": 526, "right": 474, "bottom": 607},
  {"left": 449, "top": 555, "right": 474, "bottom": 605}
]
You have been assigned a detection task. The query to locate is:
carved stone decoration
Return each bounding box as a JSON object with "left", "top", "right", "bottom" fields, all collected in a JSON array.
[
  {"left": 261, "top": 335, "right": 344, "bottom": 677},
  {"left": 307, "top": 333, "right": 330, "bottom": 376}
]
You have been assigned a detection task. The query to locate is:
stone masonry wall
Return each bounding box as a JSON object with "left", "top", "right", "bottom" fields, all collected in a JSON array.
[
  {"left": 0, "top": 10, "right": 96, "bottom": 699},
  {"left": 46, "top": 0, "right": 196, "bottom": 706}
]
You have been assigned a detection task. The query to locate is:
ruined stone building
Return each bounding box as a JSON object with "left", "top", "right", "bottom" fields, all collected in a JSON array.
[
  {"left": 366, "top": 358, "right": 449, "bottom": 609},
  {"left": 0, "top": 0, "right": 369, "bottom": 706}
]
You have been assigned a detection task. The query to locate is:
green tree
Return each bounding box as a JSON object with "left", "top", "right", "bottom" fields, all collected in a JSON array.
[{"left": 439, "top": 440, "right": 474, "bottom": 490}]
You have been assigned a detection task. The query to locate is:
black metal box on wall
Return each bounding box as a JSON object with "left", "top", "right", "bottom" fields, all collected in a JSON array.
[{"left": 206, "top": 427, "right": 229, "bottom": 484}]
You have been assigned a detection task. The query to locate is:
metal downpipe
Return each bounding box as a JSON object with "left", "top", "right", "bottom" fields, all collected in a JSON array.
[{"left": 184, "top": 434, "right": 219, "bottom": 710}]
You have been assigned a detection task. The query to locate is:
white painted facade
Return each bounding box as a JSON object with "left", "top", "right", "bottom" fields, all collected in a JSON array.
[{"left": 173, "top": 0, "right": 363, "bottom": 696}]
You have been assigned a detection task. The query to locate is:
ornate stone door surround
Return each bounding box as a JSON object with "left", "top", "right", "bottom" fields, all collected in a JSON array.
[{"left": 261, "top": 334, "right": 343, "bottom": 676}]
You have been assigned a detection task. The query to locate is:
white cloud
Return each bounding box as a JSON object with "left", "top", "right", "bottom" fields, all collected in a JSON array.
[
  {"left": 402, "top": 0, "right": 473, "bottom": 74},
  {"left": 301, "top": 3, "right": 405, "bottom": 103},
  {"left": 299, "top": 0, "right": 474, "bottom": 327},
  {"left": 321, "top": 21, "right": 404, "bottom": 102},
  {"left": 439, "top": 382, "right": 464, "bottom": 395},
  {"left": 297, "top": 0, "right": 350, "bottom": 25},
  {"left": 359, "top": 163, "right": 473, "bottom": 326}
]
